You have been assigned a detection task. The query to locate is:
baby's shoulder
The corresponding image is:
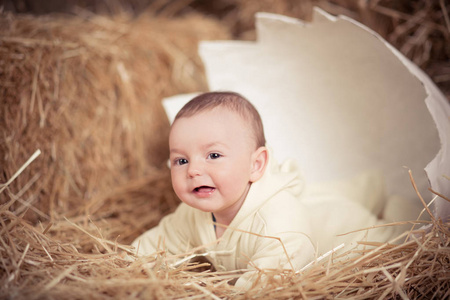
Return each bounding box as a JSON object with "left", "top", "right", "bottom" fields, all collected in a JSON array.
[{"left": 256, "top": 191, "right": 311, "bottom": 232}]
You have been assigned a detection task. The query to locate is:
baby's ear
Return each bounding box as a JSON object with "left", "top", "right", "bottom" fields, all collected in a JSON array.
[{"left": 250, "top": 146, "right": 268, "bottom": 183}]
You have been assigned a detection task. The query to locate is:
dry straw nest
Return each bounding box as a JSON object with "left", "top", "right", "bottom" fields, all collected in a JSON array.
[
  {"left": 1, "top": 0, "right": 450, "bottom": 299},
  {"left": 1, "top": 168, "right": 449, "bottom": 299}
]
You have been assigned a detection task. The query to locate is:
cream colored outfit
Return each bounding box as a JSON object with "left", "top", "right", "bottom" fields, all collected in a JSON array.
[
  {"left": 132, "top": 148, "right": 400, "bottom": 288},
  {"left": 132, "top": 149, "right": 315, "bottom": 288}
]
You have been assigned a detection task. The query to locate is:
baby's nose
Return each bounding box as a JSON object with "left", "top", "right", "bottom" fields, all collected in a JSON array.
[{"left": 187, "top": 161, "right": 202, "bottom": 177}]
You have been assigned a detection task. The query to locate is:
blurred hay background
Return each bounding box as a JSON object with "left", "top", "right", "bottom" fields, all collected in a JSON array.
[
  {"left": 1, "top": 6, "right": 229, "bottom": 230},
  {"left": 1, "top": 0, "right": 449, "bottom": 298}
]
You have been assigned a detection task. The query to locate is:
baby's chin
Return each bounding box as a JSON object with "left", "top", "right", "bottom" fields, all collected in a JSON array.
[{"left": 180, "top": 198, "right": 218, "bottom": 213}]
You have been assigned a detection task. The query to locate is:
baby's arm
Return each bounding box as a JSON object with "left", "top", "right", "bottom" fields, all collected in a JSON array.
[
  {"left": 131, "top": 203, "right": 195, "bottom": 257},
  {"left": 131, "top": 224, "right": 160, "bottom": 256},
  {"left": 235, "top": 232, "right": 314, "bottom": 288},
  {"left": 235, "top": 197, "right": 315, "bottom": 289}
]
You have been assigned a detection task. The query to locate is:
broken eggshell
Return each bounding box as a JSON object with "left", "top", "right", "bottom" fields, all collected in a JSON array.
[{"left": 163, "top": 8, "right": 449, "bottom": 222}]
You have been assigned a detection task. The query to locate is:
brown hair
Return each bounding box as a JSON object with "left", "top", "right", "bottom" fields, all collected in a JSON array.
[{"left": 174, "top": 91, "right": 266, "bottom": 148}]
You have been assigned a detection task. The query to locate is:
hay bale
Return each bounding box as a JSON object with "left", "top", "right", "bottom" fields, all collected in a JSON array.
[{"left": 0, "top": 11, "right": 230, "bottom": 224}]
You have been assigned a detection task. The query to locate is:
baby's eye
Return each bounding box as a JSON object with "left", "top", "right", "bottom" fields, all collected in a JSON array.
[
  {"left": 174, "top": 158, "right": 188, "bottom": 166},
  {"left": 208, "top": 153, "right": 221, "bottom": 159}
]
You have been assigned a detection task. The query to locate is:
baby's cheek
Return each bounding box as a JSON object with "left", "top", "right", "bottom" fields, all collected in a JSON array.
[{"left": 171, "top": 174, "right": 185, "bottom": 196}]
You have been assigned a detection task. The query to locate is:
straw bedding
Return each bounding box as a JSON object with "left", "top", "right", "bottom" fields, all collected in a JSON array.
[
  {"left": 1, "top": 1, "right": 449, "bottom": 299},
  {"left": 1, "top": 175, "right": 449, "bottom": 299}
]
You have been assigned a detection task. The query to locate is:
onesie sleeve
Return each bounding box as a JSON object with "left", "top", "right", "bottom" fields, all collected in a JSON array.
[
  {"left": 234, "top": 193, "right": 315, "bottom": 289},
  {"left": 131, "top": 203, "right": 196, "bottom": 256}
]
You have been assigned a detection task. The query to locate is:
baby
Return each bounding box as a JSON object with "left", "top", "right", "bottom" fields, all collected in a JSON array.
[{"left": 132, "top": 91, "right": 315, "bottom": 288}]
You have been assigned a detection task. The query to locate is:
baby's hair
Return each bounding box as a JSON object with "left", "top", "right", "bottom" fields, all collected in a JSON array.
[{"left": 174, "top": 91, "right": 266, "bottom": 148}]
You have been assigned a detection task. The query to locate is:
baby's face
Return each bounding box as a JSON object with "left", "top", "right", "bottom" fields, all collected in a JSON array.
[{"left": 169, "top": 108, "right": 256, "bottom": 217}]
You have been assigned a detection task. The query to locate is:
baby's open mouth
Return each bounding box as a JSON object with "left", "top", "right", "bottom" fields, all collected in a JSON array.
[{"left": 193, "top": 186, "right": 215, "bottom": 193}]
